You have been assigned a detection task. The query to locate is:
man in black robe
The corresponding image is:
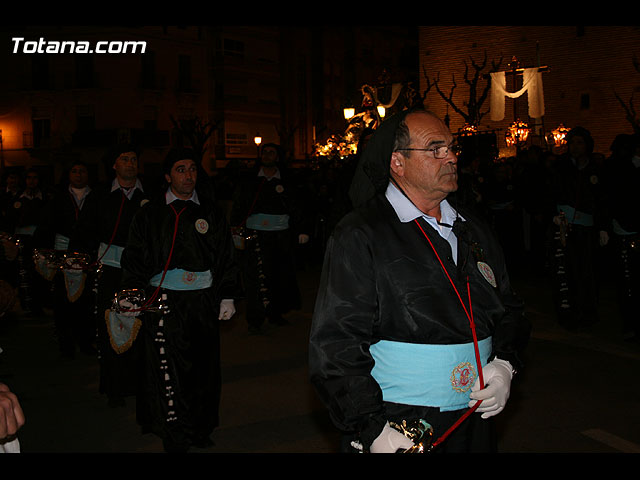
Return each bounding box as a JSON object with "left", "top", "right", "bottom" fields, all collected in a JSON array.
[
  {"left": 309, "top": 109, "right": 530, "bottom": 453},
  {"left": 549, "top": 127, "right": 607, "bottom": 330},
  {"left": 74, "top": 144, "right": 149, "bottom": 407},
  {"left": 34, "top": 160, "right": 95, "bottom": 358},
  {"left": 119, "top": 147, "right": 239, "bottom": 452},
  {"left": 230, "top": 143, "right": 310, "bottom": 334}
]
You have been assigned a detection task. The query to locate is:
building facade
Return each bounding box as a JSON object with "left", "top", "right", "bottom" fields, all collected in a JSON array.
[{"left": 419, "top": 25, "right": 640, "bottom": 158}]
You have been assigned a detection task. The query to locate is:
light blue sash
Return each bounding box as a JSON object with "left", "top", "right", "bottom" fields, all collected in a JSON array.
[
  {"left": 370, "top": 337, "right": 492, "bottom": 412},
  {"left": 54, "top": 234, "right": 70, "bottom": 251},
  {"left": 98, "top": 243, "right": 124, "bottom": 268},
  {"left": 15, "top": 225, "right": 36, "bottom": 236},
  {"left": 246, "top": 213, "right": 290, "bottom": 231},
  {"left": 557, "top": 204, "right": 594, "bottom": 227},
  {"left": 150, "top": 269, "right": 212, "bottom": 291},
  {"left": 612, "top": 219, "right": 637, "bottom": 236}
]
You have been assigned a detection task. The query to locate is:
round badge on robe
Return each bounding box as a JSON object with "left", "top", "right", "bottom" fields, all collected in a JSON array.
[
  {"left": 13, "top": 201, "right": 21, "bottom": 209},
  {"left": 140, "top": 199, "right": 149, "bottom": 207},
  {"left": 275, "top": 184, "right": 284, "bottom": 193},
  {"left": 195, "top": 218, "right": 209, "bottom": 234},
  {"left": 477, "top": 261, "right": 497, "bottom": 287}
]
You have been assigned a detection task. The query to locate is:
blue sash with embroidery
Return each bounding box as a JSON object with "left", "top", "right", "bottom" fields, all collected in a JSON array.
[
  {"left": 246, "top": 213, "right": 290, "bottom": 231},
  {"left": 370, "top": 337, "right": 492, "bottom": 412},
  {"left": 150, "top": 269, "right": 212, "bottom": 291}
]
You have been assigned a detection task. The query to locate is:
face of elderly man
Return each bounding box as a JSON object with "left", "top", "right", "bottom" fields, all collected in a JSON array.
[{"left": 390, "top": 112, "right": 459, "bottom": 212}]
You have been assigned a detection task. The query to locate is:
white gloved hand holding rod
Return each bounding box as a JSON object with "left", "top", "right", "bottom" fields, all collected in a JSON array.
[{"left": 468, "top": 358, "right": 514, "bottom": 419}]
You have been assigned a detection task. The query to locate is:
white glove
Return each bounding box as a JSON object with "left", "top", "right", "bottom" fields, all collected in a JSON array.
[
  {"left": 298, "top": 234, "right": 310, "bottom": 245},
  {"left": 599, "top": 230, "right": 609, "bottom": 247},
  {"left": 369, "top": 422, "right": 415, "bottom": 453},
  {"left": 468, "top": 358, "right": 514, "bottom": 419},
  {"left": 218, "top": 299, "right": 236, "bottom": 321},
  {"left": 118, "top": 300, "right": 140, "bottom": 317}
]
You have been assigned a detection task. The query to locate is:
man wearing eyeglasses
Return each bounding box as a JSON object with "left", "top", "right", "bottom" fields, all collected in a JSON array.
[{"left": 309, "top": 108, "right": 529, "bottom": 453}]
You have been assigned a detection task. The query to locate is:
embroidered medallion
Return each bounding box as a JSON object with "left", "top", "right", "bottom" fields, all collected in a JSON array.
[
  {"left": 450, "top": 361, "right": 476, "bottom": 393},
  {"left": 275, "top": 184, "right": 284, "bottom": 193},
  {"left": 477, "top": 261, "right": 497, "bottom": 287},
  {"left": 182, "top": 271, "right": 197, "bottom": 285},
  {"left": 13, "top": 201, "right": 21, "bottom": 209},
  {"left": 195, "top": 218, "right": 209, "bottom": 234}
]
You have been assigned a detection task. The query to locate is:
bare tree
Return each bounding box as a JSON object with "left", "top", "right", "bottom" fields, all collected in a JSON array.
[
  {"left": 422, "top": 51, "right": 503, "bottom": 127},
  {"left": 614, "top": 55, "right": 640, "bottom": 135},
  {"left": 169, "top": 114, "right": 216, "bottom": 166}
]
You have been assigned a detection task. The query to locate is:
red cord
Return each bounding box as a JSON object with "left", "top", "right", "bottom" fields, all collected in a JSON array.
[
  {"left": 143, "top": 203, "right": 186, "bottom": 307},
  {"left": 413, "top": 218, "right": 485, "bottom": 449}
]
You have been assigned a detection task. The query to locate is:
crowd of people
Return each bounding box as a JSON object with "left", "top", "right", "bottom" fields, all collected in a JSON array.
[{"left": 0, "top": 112, "right": 638, "bottom": 453}]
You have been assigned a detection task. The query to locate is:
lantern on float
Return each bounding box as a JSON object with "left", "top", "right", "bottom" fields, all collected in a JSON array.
[
  {"left": 551, "top": 124, "right": 570, "bottom": 145},
  {"left": 505, "top": 119, "right": 530, "bottom": 146}
]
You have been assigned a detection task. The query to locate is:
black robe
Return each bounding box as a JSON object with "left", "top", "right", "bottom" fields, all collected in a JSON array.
[
  {"left": 230, "top": 169, "right": 309, "bottom": 325},
  {"left": 34, "top": 185, "right": 95, "bottom": 355},
  {"left": 309, "top": 193, "right": 529, "bottom": 452},
  {"left": 120, "top": 192, "right": 239, "bottom": 447},
  {"left": 75, "top": 181, "right": 149, "bottom": 399}
]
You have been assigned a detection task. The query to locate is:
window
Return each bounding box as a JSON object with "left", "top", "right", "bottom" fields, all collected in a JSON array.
[
  {"left": 223, "top": 38, "right": 244, "bottom": 59},
  {"left": 75, "top": 55, "right": 94, "bottom": 88},
  {"left": 141, "top": 51, "right": 156, "bottom": 89},
  {"left": 580, "top": 93, "right": 590, "bottom": 110},
  {"left": 178, "top": 55, "right": 191, "bottom": 91}
]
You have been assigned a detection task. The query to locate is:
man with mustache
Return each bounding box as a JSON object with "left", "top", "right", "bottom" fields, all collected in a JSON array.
[
  {"left": 309, "top": 109, "right": 530, "bottom": 453},
  {"left": 119, "top": 147, "right": 240, "bottom": 453}
]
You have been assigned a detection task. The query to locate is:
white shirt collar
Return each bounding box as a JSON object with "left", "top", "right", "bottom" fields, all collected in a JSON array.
[
  {"left": 165, "top": 187, "right": 200, "bottom": 205},
  {"left": 258, "top": 166, "right": 281, "bottom": 180},
  {"left": 385, "top": 182, "right": 461, "bottom": 226},
  {"left": 111, "top": 177, "right": 143, "bottom": 195},
  {"left": 19, "top": 189, "right": 42, "bottom": 200}
]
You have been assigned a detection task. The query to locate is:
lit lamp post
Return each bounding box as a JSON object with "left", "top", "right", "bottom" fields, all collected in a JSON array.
[
  {"left": 254, "top": 133, "right": 262, "bottom": 158},
  {"left": 377, "top": 105, "right": 386, "bottom": 120},
  {"left": 343, "top": 106, "right": 355, "bottom": 121}
]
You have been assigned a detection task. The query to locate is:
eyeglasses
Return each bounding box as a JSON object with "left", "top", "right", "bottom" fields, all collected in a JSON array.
[{"left": 398, "top": 143, "right": 462, "bottom": 159}]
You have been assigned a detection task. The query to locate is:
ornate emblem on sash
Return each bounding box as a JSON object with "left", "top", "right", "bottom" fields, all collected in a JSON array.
[
  {"left": 477, "top": 261, "right": 497, "bottom": 288},
  {"left": 182, "top": 271, "right": 197, "bottom": 285},
  {"left": 195, "top": 218, "right": 209, "bottom": 234},
  {"left": 450, "top": 361, "right": 476, "bottom": 393}
]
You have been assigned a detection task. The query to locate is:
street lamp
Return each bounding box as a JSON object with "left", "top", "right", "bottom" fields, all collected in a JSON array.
[{"left": 343, "top": 107, "right": 355, "bottom": 121}]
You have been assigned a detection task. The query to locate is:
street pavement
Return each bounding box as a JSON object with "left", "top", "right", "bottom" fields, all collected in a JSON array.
[{"left": 1, "top": 260, "right": 639, "bottom": 456}]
